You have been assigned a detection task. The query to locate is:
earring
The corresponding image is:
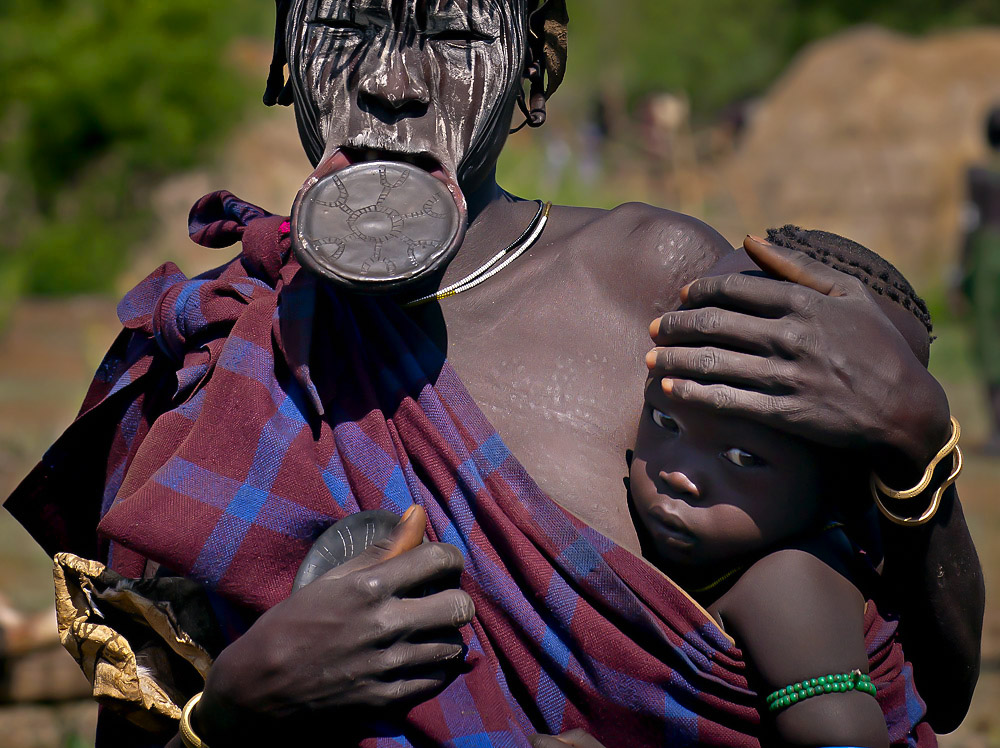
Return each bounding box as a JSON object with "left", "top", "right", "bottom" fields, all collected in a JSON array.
[{"left": 510, "top": 62, "right": 546, "bottom": 133}]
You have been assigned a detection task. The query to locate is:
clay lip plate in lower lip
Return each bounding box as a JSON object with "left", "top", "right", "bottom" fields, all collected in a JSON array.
[
  {"left": 291, "top": 149, "right": 467, "bottom": 293},
  {"left": 334, "top": 146, "right": 463, "bottom": 209}
]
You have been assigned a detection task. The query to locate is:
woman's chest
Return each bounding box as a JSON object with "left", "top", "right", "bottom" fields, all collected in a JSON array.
[{"left": 433, "top": 279, "right": 653, "bottom": 554}]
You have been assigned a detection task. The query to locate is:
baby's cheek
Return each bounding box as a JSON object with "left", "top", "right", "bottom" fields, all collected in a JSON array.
[
  {"left": 711, "top": 503, "right": 767, "bottom": 544},
  {"left": 627, "top": 457, "right": 654, "bottom": 503},
  {"left": 755, "top": 483, "right": 821, "bottom": 539}
]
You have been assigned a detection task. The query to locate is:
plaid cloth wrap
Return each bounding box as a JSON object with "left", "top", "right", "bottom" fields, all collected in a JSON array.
[{"left": 7, "top": 191, "right": 934, "bottom": 748}]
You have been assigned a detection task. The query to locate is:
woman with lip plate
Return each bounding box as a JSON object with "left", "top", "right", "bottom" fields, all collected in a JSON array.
[{"left": 4, "top": 1, "right": 983, "bottom": 747}]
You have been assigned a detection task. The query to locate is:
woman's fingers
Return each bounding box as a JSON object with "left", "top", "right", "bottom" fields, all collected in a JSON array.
[
  {"left": 662, "top": 379, "right": 792, "bottom": 424},
  {"left": 650, "top": 309, "right": 815, "bottom": 359},
  {"left": 663, "top": 237, "right": 872, "bottom": 331},
  {"left": 743, "top": 234, "right": 864, "bottom": 297},
  {"left": 646, "top": 346, "right": 797, "bottom": 392},
  {"left": 364, "top": 672, "right": 455, "bottom": 709},
  {"left": 678, "top": 270, "right": 812, "bottom": 318},
  {"left": 320, "top": 504, "right": 427, "bottom": 582},
  {"left": 530, "top": 729, "right": 608, "bottom": 748},
  {"left": 378, "top": 639, "right": 467, "bottom": 674},
  {"left": 530, "top": 737, "right": 568, "bottom": 748},
  {"left": 364, "top": 503, "right": 427, "bottom": 561},
  {"left": 383, "top": 589, "right": 476, "bottom": 639},
  {"left": 323, "top": 540, "right": 466, "bottom": 600}
]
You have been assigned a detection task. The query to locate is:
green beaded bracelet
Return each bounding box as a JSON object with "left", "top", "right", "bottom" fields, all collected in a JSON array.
[{"left": 766, "top": 670, "right": 877, "bottom": 713}]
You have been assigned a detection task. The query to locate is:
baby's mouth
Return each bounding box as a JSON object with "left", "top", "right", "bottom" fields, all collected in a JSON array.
[{"left": 647, "top": 505, "right": 697, "bottom": 548}]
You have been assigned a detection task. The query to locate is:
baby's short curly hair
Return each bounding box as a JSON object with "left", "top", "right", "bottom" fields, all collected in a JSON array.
[{"left": 765, "top": 225, "right": 933, "bottom": 341}]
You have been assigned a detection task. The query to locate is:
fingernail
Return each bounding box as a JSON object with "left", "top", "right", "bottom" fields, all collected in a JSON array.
[
  {"left": 747, "top": 234, "right": 769, "bottom": 245},
  {"left": 661, "top": 378, "right": 674, "bottom": 395},
  {"left": 648, "top": 318, "right": 660, "bottom": 338},
  {"left": 401, "top": 505, "right": 417, "bottom": 521},
  {"left": 680, "top": 282, "right": 692, "bottom": 303},
  {"left": 645, "top": 349, "right": 657, "bottom": 369}
]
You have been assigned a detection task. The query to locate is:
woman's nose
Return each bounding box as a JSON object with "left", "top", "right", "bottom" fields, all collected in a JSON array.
[
  {"left": 659, "top": 470, "right": 700, "bottom": 499},
  {"left": 358, "top": 43, "right": 430, "bottom": 114}
]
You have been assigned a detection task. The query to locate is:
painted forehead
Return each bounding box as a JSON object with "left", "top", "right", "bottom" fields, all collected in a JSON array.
[{"left": 311, "top": 0, "right": 514, "bottom": 20}]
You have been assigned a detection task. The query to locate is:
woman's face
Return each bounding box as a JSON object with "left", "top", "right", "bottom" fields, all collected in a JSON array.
[
  {"left": 629, "top": 378, "right": 828, "bottom": 569},
  {"left": 286, "top": 0, "right": 528, "bottom": 200}
]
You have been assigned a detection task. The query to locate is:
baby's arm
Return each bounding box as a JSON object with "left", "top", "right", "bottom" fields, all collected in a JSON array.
[{"left": 717, "top": 548, "right": 888, "bottom": 748}]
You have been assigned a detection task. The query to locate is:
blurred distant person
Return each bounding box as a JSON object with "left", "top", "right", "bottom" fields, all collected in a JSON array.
[
  {"left": 0, "top": 593, "right": 58, "bottom": 660},
  {"left": 958, "top": 106, "right": 1000, "bottom": 453}
]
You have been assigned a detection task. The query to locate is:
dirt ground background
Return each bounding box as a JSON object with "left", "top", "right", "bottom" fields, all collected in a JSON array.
[{"left": 1, "top": 26, "right": 998, "bottom": 747}]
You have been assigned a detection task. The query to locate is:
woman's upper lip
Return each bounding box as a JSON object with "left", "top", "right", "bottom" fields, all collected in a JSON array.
[{"left": 339, "top": 145, "right": 443, "bottom": 172}]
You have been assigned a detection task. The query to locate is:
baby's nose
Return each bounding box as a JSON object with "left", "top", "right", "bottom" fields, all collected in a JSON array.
[{"left": 659, "top": 470, "right": 700, "bottom": 498}]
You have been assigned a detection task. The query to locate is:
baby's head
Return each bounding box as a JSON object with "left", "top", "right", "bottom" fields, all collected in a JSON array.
[{"left": 629, "top": 227, "right": 933, "bottom": 571}]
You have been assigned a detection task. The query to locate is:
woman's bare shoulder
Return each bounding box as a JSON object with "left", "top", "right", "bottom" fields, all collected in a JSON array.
[{"left": 545, "top": 201, "right": 737, "bottom": 311}]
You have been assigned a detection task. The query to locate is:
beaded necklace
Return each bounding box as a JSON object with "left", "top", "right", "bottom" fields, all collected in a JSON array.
[{"left": 403, "top": 200, "right": 552, "bottom": 308}]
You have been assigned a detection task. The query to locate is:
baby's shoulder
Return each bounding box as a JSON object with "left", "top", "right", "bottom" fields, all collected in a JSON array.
[
  {"left": 715, "top": 550, "right": 887, "bottom": 746},
  {"left": 717, "top": 547, "right": 869, "bottom": 687},
  {"left": 728, "top": 547, "right": 861, "bottom": 620}
]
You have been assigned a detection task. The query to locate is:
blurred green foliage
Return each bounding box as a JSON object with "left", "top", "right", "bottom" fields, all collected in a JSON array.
[
  {"left": 568, "top": 0, "right": 1000, "bottom": 118},
  {"left": 0, "top": 0, "right": 271, "bottom": 304},
  {"left": 63, "top": 733, "right": 93, "bottom": 748}
]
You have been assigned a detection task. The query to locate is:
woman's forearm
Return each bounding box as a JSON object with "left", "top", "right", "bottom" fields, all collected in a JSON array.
[
  {"left": 879, "top": 485, "right": 984, "bottom": 733},
  {"left": 871, "top": 363, "right": 952, "bottom": 489}
]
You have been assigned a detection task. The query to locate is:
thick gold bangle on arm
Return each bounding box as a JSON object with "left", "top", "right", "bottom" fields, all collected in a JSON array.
[
  {"left": 179, "top": 692, "right": 210, "bottom": 748},
  {"left": 870, "top": 416, "right": 963, "bottom": 527},
  {"left": 873, "top": 416, "right": 961, "bottom": 499}
]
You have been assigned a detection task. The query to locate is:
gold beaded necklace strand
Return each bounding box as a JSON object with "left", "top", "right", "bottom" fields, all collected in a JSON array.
[{"left": 403, "top": 200, "right": 552, "bottom": 308}]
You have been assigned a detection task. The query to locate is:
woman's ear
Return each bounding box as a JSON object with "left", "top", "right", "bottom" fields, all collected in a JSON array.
[{"left": 511, "top": 0, "right": 568, "bottom": 132}]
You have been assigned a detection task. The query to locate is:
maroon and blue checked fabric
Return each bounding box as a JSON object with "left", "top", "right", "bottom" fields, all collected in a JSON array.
[{"left": 6, "top": 191, "right": 934, "bottom": 747}]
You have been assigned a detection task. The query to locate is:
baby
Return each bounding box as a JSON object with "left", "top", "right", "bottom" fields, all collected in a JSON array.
[{"left": 629, "top": 227, "right": 938, "bottom": 748}]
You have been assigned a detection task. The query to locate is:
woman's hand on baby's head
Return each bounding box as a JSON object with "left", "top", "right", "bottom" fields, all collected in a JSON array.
[{"left": 647, "top": 235, "right": 950, "bottom": 477}]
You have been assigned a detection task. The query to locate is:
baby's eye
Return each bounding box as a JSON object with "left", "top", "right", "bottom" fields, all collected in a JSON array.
[
  {"left": 722, "top": 447, "right": 766, "bottom": 468},
  {"left": 650, "top": 408, "right": 679, "bottom": 432}
]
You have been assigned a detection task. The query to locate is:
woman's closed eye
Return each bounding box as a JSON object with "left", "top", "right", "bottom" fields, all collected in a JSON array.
[
  {"left": 426, "top": 15, "right": 496, "bottom": 45},
  {"left": 430, "top": 28, "right": 494, "bottom": 43},
  {"left": 722, "top": 447, "right": 766, "bottom": 468},
  {"left": 310, "top": 17, "right": 366, "bottom": 35},
  {"left": 651, "top": 408, "right": 679, "bottom": 432}
]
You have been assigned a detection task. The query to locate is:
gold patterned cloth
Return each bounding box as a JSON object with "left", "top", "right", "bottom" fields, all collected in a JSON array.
[{"left": 53, "top": 552, "right": 220, "bottom": 731}]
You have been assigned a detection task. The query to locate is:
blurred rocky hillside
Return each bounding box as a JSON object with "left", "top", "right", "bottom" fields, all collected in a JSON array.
[{"left": 721, "top": 26, "right": 1000, "bottom": 284}]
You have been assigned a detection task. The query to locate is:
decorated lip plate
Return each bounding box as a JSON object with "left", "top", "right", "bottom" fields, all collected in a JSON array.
[{"left": 291, "top": 160, "right": 465, "bottom": 294}]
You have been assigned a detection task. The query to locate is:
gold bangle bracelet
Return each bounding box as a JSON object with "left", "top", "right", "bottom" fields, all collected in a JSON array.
[
  {"left": 871, "top": 416, "right": 961, "bottom": 500},
  {"left": 872, "top": 444, "right": 963, "bottom": 527},
  {"left": 179, "top": 691, "right": 210, "bottom": 748}
]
